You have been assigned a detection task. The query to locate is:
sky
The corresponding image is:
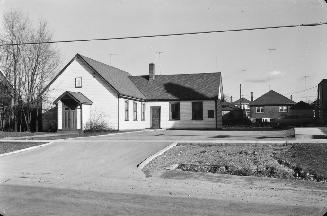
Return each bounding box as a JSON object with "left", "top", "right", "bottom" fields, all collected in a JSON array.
[{"left": 1, "top": 0, "right": 327, "bottom": 102}]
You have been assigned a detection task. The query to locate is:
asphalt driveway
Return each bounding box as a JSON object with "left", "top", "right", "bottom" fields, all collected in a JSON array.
[{"left": 0, "top": 130, "right": 326, "bottom": 216}]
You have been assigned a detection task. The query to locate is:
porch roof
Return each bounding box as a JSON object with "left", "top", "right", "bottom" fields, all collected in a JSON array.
[{"left": 54, "top": 91, "right": 93, "bottom": 105}]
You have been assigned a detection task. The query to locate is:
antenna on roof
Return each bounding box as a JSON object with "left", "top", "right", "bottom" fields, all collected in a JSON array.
[
  {"left": 156, "top": 51, "right": 164, "bottom": 75},
  {"left": 108, "top": 53, "right": 119, "bottom": 66}
]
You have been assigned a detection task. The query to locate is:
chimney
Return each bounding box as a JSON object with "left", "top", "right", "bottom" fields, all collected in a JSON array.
[
  {"left": 290, "top": 95, "right": 293, "bottom": 101},
  {"left": 230, "top": 96, "right": 233, "bottom": 103},
  {"left": 251, "top": 92, "right": 253, "bottom": 102},
  {"left": 149, "top": 63, "right": 155, "bottom": 80}
]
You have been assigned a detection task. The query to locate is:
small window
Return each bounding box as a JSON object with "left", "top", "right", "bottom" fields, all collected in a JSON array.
[
  {"left": 192, "top": 102, "right": 203, "bottom": 120},
  {"left": 208, "top": 110, "right": 214, "bottom": 118},
  {"left": 256, "top": 107, "right": 264, "bottom": 113},
  {"left": 170, "top": 102, "right": 180, "bottom": 120},
  {"left": 125, "top": 100, "right": 129, "bottom": 121},
  {"left": 279, "top": 106, "right": 288, "bottom": 112},
  {"left": 133, "top": 101, "right": 137, "bottom": 121},
  {"left": 75, "top": 77, "right": 82, "bottom": 88},
  {"left": 141, "top": 103, "right": 145, "bottom": 121}
]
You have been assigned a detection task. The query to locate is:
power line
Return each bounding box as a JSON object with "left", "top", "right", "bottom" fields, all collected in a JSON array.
[
  {"left": 1, "top": 21, "right": 327, "bottom": 46},
  {"left": 287, "top": 85, "right": 318, "bottom": 95}
]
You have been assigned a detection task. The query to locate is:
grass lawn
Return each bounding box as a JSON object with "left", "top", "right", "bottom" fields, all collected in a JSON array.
[
  {"left": 144, "top": 142, "right": 327, "bottom": 182},
  {"left": 0, "top": 142, "right": 48, "bottom": 154},
  {"left": 0, "top": 131, "right": 48, "bottom": 139},
  {"left": 25, "top": 130, "right": 118, "bottom": 140}
]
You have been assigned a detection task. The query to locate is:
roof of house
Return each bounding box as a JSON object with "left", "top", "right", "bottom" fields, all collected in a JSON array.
[
  {"left": 249, "top": 90, "right": 295, "bottom": 106},
  {"left": 232, "top": 97, "right": 250, "bottom": 105},
  {"left": 129, "top": 73, "right": 221, "bottom": 100},
  {"left": 54, "top": 91, "right": 93, "bottom": 105},
  {"left": 222, "top": 101, "right": 236, "bottom": 111},
  {"left": 44, "top": 54, "right": 222, "bottom": 101},
  {"left": 77, "top": 54, "right": 146, "bottom": 99}
]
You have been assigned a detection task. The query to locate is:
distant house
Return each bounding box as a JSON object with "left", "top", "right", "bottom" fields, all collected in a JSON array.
[
  {"left": 41, "top": 54, "right": 223, "bottom": 131},
  {"left": 249, "top": 90, "right": 295, "bottom": 122},
  {"left": 232, "top": 97, "right": 250, "bottom": 117},
  {"left": 317, "top": 79, "right": 327, "bottom": 125},
  {"left": 0, "top": 71, "right": 13, "bottom": 130}
]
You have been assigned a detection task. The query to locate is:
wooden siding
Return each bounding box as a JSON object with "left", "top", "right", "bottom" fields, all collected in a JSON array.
[
  {"left": 43, "top": 60, "right": 119, "bottom": 130},
  {"left": 118, "top": 98, "right": 147, "bottom": 130}
]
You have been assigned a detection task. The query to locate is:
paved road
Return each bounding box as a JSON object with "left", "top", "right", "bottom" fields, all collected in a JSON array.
[{"left": 0, "top": 130, "right": 326, "bottom": 215}]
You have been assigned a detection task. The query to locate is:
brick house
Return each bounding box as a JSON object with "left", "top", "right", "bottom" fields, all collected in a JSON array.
[
  {"left": 317, "top": 79, "right": 327, "bottom": 125},
  {"left": 42, "top": 54, "right": 223, "bottom": 131},
  {"left": 249, "top": 90, "right": 295, "bottom": 122},
  {"left": 232, "top": 97, "right": 250, "bottom": 117}
]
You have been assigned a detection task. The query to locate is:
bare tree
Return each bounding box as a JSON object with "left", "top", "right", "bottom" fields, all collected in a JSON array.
[{"left": 0, "top": 11, "right": 60, "bottom": 131}]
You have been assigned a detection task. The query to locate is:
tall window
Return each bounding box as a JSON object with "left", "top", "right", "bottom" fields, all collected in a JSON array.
[
  {"left": 279, "top": 106, "right": 287, "bottom": 112},
  {"left": 125, "top": 100, "right": 129, "bottom": 121},
  {"left": 192, "top": 102, "right": 203, "bottom": 120},
  {"left": 170, "top": 102, "right": 180, "bottom": 120},
  {"left": 141, "top": 103, "right": 145, "bottom": 121},
  {"left": 256, "top": 106, "right": 264, "bottom": 113},
  {"left": 133, "top": 101, "right": 137, "bottom": 121}
]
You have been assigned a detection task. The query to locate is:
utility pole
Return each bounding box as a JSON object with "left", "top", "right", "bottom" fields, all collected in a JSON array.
[
  {"left": 239, "top": 84, "right": 242, "bottom": 109},
  {"left": 267, "top": 48, "right": 277, "bottom": 91},
  {"left": 304, "top": 72, "right": 311, "bottom": 102}
]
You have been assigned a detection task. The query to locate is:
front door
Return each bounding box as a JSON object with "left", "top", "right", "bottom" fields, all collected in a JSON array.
[
  {"left": 63, "top": 105, "right": 77, "bottom": 130},
  {"left": 151, "top": 106, "right": 161, "bottom": 129}
]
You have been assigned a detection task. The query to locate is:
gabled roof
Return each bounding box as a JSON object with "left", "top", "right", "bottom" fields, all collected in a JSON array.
[
  {"left": 249, "top": 90, "right": 295, "bottom": 106},
  {"left": 44, "top": 54, "right": 221, "bottom": 101},
  {"left": 129, "top": 73, "right": 221, "bottom": 100},
  {"left": 233, "top": 97, "right": 250, "bottom": 105},
  {"left": 54, "top": 91, "right": 93, "bottom": 105},
  {"left": 222, "top": 101, "right": 236, "bottom": 111},
  {"left": 77, "top": 54, "right": 145, "bottom": 99}
]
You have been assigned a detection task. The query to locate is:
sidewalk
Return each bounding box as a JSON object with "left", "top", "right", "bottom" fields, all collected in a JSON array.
[{"left": 294, "top": 127, "right": 325, "bottom": 140}]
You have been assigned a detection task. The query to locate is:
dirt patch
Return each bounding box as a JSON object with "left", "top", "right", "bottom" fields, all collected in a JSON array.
[
  {"left": 0, "top": 142, "right": 48, "bottom": 154},
  {"left": 143, "top": 142, "right": 327, "bottom": 182}
]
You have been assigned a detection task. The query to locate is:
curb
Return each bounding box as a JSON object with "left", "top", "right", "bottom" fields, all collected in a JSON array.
[
  {"left": 137, "top": 141, "right": 178, "bottom": 170},
  {"left": 0, "top": 141, "right": 56, "bottom": 157}
]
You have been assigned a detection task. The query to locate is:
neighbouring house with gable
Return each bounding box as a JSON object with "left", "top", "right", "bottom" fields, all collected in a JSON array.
[
  {"left": 42, "top": 54, "right": 223, "bottom": 131},
  {"left": 249, "top": 90, "right": 295, "bottom": 122},
  {"left": 232, "top": 97, "right": 250, "bottom": 117}
]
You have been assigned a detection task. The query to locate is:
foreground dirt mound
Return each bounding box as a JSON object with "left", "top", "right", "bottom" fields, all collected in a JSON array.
[{"left": 143, "top": 142, "right": 327, "bottom": 182}]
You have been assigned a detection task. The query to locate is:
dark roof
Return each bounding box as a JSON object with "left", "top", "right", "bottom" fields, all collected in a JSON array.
[
  {"left": 77, "top": 54, "right": 145, "bottom": 99},
  {"left": 249, "top": 90, "right": 295, "bottom": 106},
  {"left": 222, "top": 101, "right": 235, "bottom": 111},
  {"left": 54, "top": 91, "right": 93, "bottom": 105},
  {"left": 233, "top": 97, "right": 250, "bottom": 104},
  {"left": 44, "top": 54, "right": 221, "bottom": 101},
  {"left": 129, "top": 73, "right": 221, "bottom": 100}
]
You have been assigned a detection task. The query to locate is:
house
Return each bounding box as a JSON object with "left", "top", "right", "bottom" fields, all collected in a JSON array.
[
  {"left": 232, "top": 97, "right": 250, "bottom": 117},
  {"left": 317, "top": 79, "right": 327, "bottom": 125},
  {"left": 249, "top": 90, "right": 295, "bottom": 122},
  {"left": 42, "top": 54, "right": 223, "bottom": 131},
  {"left": 0, "top": 71, "right": 14, "bottom": 130}
]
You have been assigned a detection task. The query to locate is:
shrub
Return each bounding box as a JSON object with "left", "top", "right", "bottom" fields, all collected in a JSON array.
[{"left": 84, "top": 110, "right": 110, "bottom": 132}]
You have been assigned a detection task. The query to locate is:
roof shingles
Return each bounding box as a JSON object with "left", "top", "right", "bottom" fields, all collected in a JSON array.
[{"left": 249, "top": 90, "right": 295, "bottom": 106}]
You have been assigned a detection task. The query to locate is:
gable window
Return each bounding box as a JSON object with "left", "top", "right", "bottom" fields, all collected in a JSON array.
[
  {"left": 75, "top": 77, "right": 82, "bottom": 88},
  {"left": 256, "top": 107, "right": 264, "bottom": 113},
  {"left": 170, "top": 102, "right": 180, "bottom": 120},
  {"left": 279, "top": 106, "right": 288, "bottom": 112},
  {"left": 192, "top": 102, "right": 203, "bottom": 120},
  {"left": 208, "top": 110, "right": 214, "bottom": 118},
  {"left": 133, "top": 101, "right": 137, "bottom": 121},
  {"left": 125, "top": 100, "right": 129, "bottom": 121},
  {"left": 141, "top": 102, "right": 145, "bottom": 121}
]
